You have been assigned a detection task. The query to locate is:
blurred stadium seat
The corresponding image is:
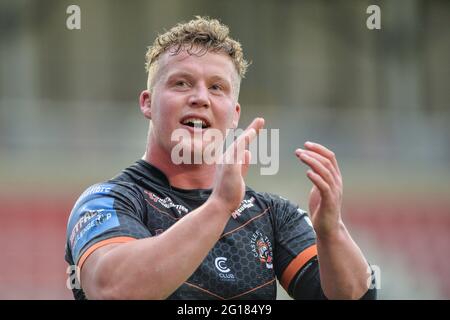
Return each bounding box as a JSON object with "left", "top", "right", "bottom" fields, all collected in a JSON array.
[{"left": 345, "top": 199, "right": 450, "bottom": 299}]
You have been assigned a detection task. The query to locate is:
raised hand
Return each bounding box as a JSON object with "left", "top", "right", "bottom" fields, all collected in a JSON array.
[
  {"left": 295, "top": 142, "right": 344, "bottom": 239},
  {"left": 211, "top": 118, "right": 265, "bottom": 214}
]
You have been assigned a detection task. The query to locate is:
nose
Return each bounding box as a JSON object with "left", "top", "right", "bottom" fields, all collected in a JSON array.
[{"left": 188, "top": 84, "right": 210, "bottom": 108}]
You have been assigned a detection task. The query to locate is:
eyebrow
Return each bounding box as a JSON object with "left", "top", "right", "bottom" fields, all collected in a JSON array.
[
  {"left": 166, "top": 72, "right": 231, "bottom": 85},
  {"left": 209, "top": 75, "right": 230, "bottom": 84},
  {"left": 166, "top": 72, "right": 194, "bottom": 81}
]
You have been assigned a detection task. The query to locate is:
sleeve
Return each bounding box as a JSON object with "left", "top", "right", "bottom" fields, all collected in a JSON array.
[
  {"left": 266, "top": 193, "right": 318, "bottom": 294},
  {"left": 65, "top": 182, "right": 152, "bottom": 270},
  {"left": 288, "top": 257, "right": 327, "bottom": 299},
  {"left": 289, "top": 258, "right": 378, "bottom": 300}
]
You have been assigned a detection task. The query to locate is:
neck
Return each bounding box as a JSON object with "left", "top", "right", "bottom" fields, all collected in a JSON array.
[{"left": 143, "top": 139, "right": 216, "bottom": 190}]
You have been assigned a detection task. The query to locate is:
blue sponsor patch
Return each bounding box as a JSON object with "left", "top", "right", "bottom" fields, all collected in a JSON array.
[
  {"left": 67, "top": 184, "right": 114, "bottom": 235},
  {"left": 68, "top": 185, "right": 120, "bottom": 261}
]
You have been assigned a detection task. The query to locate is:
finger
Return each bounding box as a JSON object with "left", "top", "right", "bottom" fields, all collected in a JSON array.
[
  {"left": 308, "top": 185, "right": 320, "bottom": 216},
  {"left": 297, "top": 152, "right": 336, "bottom": 188},
  {"left": 245, "top": 117, "right": 265, "bottom": 135},
  {"left": 224, "top": 133, "right": 253, "bottom": 165},
  {"left": 306, "top": 169, "right": 332, "bottom": 205},
  {"left": 225, "top": 118, "right": 265, "bottom": 164},
  {"left": 295, "top": 148, "right": 341, "bottom": 186},
  {"left": 304, "top": 142, "right": 341, "bottom": 176},
  {"left": 238, "top": 117, "right": 265, "bottom": 149}
]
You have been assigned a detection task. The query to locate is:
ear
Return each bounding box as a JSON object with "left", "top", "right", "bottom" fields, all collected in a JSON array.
[
  {"left": 232, "top": 103, "right": 241, "bottom": 129},
  {"left": 139, "top": 90, "right": 152, "bottom": 119}
]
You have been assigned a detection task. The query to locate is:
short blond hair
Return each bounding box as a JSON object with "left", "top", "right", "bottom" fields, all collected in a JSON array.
[{"left": 145, "top": 16, "right": 249, "bottom": 93}]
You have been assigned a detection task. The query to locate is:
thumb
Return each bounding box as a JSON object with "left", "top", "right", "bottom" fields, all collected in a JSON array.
[
  {"left": 308, "top": 186, "right": 321, "bottom": 217},
  {"left": 241, "top": 150, "right": 252, "bottom": 178}
]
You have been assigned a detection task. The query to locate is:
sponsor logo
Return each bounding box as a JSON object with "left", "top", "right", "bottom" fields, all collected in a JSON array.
[
  {"left": 250, "top": 230, "right": 273, "bottom": 269},
  {"left": 144, "top": 190, "right": 189, "bottom": 215},
  {"left": 73, "top": 184, "right": 113, "bottom": 209},
  {"left": 215, "top": 257, "right": 230, "bottom": 273},
  {"left": 298, "top": 209, "right": 314, "bottom": 227},
  {"left": 231, "top": 197, "right": 255, "bottom": 219},
  {"left": 70, "top": 209, "right": 116, "bottom": 249},
  {"left": 214, "top": 257, "right": 235, "bottom": 281},
  {"left": 69, "top": 196, "right": 120, "bottom": 259}
]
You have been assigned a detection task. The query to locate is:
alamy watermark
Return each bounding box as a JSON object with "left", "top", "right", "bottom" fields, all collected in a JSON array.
[
  {"left": 366, "top": 5, "right": 381, "bottom": 30},
  {"left": 66, "top": 265, "right": 81, "bottom": 290},
  {"left": 66, "top": 5, "right": 81, "bottom": 30},
  {"left": 170, "top": 128, "right": 279, "bottom": 175},
  {"left": 66, "top": 5, "right": 379, "bottom": 31},
  {"left": 367, "top": 264, "right": 382, "bottom": 290}
]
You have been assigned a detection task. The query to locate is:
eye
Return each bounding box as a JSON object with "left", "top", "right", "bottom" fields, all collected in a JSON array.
[
  {"left": 210, "top": 84, "right": 223, "bottom": 91},
  {"left": 175, "top": 80, "right": 189, "bottom": 87}
]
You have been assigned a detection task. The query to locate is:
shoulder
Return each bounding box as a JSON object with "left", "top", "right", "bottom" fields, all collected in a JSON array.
[
  {"left": 67, "top": 179, "right": 145, "bottom": 228},
  {"left": 73, "top": 179, "right": 143, "bottom": 208},
  {"left": 246, "top": 187, "right": 305, "bottom": 212},
  {"left": 65, "top": 179, "right": 149, "bottom": 264},
  {"left": 245, "top": 187, "right": 309, "bottom": 223}
]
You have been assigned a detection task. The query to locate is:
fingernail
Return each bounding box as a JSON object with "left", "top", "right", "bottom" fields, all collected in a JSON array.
[
  {"left": 300, "top": 153, "right": 309, "bottom": 159},
  {"left": 305, "top": 141, "right": 313, "bottom": 147}
]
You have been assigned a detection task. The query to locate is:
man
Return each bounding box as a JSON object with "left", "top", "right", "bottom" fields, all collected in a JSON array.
[{"left": 65, "top": 16, "right": 377, "bottom": 300}]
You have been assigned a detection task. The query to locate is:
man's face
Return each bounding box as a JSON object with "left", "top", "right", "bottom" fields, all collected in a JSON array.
[{"left": 142, "top": 49, "right": 241, "bottom": 160}]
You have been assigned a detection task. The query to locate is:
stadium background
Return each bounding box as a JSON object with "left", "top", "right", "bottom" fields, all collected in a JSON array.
[{"left": 0, "top": 0, "right": 449, "bottom": 299}]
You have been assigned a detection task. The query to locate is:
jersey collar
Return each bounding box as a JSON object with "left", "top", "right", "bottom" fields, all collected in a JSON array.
[{"left": 134, "top": 160, "right": 213, "bottom": 199}]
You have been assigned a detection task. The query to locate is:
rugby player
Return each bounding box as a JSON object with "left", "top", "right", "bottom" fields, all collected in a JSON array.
[{"left": 65, "top": 16, "right": 377, "bottom": 300}]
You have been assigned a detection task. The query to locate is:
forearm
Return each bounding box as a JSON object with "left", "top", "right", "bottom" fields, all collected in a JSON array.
[
  {"left": 91, "top": 197, "right": 229, "bottom": 299},
  {"left": 316, "top": 222, "right": 370, "bottom": 299}
]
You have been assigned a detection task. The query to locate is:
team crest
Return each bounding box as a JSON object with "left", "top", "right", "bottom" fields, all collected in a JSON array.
[{"left": 250, "top": 230, "right": 273, "bottom": 269}]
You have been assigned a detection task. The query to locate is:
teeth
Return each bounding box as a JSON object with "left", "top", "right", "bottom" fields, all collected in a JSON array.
[{"left": 182, "top": 118, "right": 207, "bottom": 128}]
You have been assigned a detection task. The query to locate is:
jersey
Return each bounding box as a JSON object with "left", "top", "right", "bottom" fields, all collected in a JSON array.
[{"left": 65, "top": 160, "right": 318, "bottom": 300}]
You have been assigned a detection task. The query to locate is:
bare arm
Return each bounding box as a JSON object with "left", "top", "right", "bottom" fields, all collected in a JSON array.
[
  {"left": 315, "top": 223, "right": 370, "bottom": 299},
  {"left": 80, "top": 118, "right": 265, "bottom": 300},
  {"left": 295, "top": 142, "right": 369, "bottom": 299},
  {"left": 82, "top": 198, "right": 230, "bottom": 299}
]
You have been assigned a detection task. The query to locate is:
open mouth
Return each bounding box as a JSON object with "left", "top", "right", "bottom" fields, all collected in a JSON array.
[{"left": 180, "top": 117, "right": 210, "bottom": 129}]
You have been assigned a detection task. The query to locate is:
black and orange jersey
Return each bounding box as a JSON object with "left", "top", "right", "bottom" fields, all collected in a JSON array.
[{"left": 65, "top": 160, "right": 319, "bottom": 300}]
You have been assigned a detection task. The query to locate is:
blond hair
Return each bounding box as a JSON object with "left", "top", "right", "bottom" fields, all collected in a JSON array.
[{"left": 145, "top": 16, "right": 249, "bottom": 95}]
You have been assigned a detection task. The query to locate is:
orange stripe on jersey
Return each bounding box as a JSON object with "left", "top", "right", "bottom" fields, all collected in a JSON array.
[
  {"left": 77, "top": 236, "right": 136, "bottom": 270},
  {"left": 280, "top": 244, "right": 318, "bottom": 291}
]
